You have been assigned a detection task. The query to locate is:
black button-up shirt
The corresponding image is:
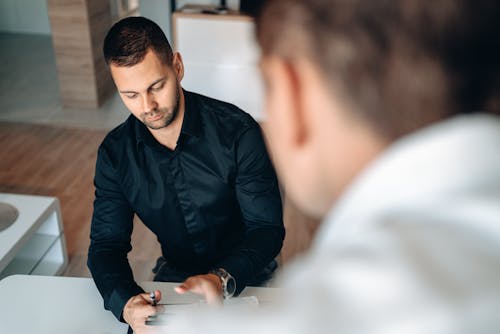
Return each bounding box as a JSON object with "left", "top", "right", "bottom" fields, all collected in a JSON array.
[{"left": 88, "top": 90, "right": 284, "bottom": 320}]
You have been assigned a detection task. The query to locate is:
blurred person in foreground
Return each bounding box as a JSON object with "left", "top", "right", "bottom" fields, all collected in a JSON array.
[{"left": 163, "top": 0, "right": 500, "bottom": 333}]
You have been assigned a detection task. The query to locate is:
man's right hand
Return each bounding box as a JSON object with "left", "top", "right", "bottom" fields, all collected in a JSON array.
[{"left": 123, "top": 290, "right": 161, "bottom": 334}]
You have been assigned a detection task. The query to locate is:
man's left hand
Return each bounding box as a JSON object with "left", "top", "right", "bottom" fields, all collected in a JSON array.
[{"left": 175, "top": 274, "right": 223, "bottom": 304}]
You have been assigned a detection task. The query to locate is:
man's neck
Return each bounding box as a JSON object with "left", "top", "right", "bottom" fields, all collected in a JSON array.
[{"left": 149, "top": 92, "right": 185, "bottom": 151}]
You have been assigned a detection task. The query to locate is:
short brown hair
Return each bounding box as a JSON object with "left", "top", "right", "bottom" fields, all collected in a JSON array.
[
  {"left": 257, "top": 0, "right": 500, "bottom": 139},
  {"left": 103, "top": 16, "right": 173, "bottom": 67}
]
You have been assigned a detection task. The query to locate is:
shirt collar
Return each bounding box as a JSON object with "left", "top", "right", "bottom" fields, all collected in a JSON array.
[
  {"left": 135, "top": 89, "right": 201, "bottom": 148},
  {"left": 180, "top": 90, "right": 202, "bottom": 138},
  {"left": 314, "top": 114, "right": 500, "bottom": 249}
]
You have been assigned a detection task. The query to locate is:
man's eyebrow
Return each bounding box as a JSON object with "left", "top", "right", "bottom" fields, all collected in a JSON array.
[
  {"left": 119, "top": 77, "right": 167, "bottom": 94},
  {"left": 119, "top": 90, "right": 138, "bottom": 94},
  {"left": 147, "top": 77, "right": 167, "bottom": 89}
]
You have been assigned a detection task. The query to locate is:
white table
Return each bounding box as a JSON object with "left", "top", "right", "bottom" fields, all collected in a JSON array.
[
  {"left": 0, "top": 193, "right": 68, "bottom": 279},
  {"left": 0, "top": 275, "right": 281, "bottom": 334}
]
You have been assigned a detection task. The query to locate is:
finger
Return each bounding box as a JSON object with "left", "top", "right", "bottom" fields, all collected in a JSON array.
[
  {"left": 134, "top": 292, "right": 156, "bottom": 304},
  {"left": 175, "top": 276, "right": 206, "bottom": 295},
  {"left": 126, "top": 295, "right": 158, "bottom": 314},
  {"left": 178, "top": 276, "right": 209, "bottom": 294},
  {"left": 154, "top": 289, "right": 162, "bottom": 303},
  {"left": 134, "top": 305, "right": 157, "bottom": 318},
  {"left": 127, "top": 294, "right": 148, "bottom": 307},
  {"left": 146, "top": 290, "right": 162, "bottom": 305},
  {"left": 124, "top": 302, "right": 157, "bottom": 327},
  {"left": 174, "top": 278, "right": 194, "bottom": 294},
  {"left": 126, "top": 299, "right": 157, "bottom": 313},
  {"left": 175, "top": 277, "right": 222, "bottom": 305}
]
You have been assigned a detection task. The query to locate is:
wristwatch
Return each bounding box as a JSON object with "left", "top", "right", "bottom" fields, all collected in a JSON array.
[{"left": 210, "top": 268, "right": 236, "bottom": 299}]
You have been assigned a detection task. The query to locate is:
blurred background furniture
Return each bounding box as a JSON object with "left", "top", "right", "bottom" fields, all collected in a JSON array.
[
  {"left": 173, "top": 4, "right": 264, "bottom": 120},
  {"left": 0, "top": 193, "right": 68, "bottom": 280}
]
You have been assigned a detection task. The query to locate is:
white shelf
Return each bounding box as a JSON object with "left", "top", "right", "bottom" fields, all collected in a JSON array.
[
  {"left": 0, "top": 193, "right": 68, "bottom": 279},
  {"left": 32, "top": 234, "right": 67, "bottom": 276}
]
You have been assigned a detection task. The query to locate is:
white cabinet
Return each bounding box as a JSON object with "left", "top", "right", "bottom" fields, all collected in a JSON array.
[
  {"left": 173, "top": 9, "right": 264, "bottom": 120},
  {"left": 0, "top": 193, "right": 68, "bottom": 279}
]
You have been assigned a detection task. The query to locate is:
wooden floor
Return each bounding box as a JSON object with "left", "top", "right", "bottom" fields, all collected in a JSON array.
[{"left": 0, "top": 122, "right": 319, "bottom": 282}]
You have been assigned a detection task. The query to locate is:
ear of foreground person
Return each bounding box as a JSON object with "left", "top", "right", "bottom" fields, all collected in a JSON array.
[{"left": 161, "top": 0, "right": 500, "bottom": 333}]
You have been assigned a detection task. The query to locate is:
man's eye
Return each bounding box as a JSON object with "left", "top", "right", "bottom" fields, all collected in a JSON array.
[
  {"left": 152, "top": 83, "right": 164, "bottom": 91},
  {"left": 125, "top": 93, "right": 138, "bottom": 99}
]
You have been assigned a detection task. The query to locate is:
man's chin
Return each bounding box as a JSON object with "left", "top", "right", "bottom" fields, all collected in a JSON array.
[
  {"left": 142, "top": 105, "right": 178, "bottom": 130},
  {"left": 145, "top": 121, "right": 169, "bottom": 130},
  {"left": 144, "top": 114, "right": 173, "bottom": 130}
]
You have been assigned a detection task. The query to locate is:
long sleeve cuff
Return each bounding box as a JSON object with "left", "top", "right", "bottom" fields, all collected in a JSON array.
[
  {"left": 107, "top": 282, "right": 145, "bottom": 321},
  {"left": 214, "top": 227, "right": 284, "bottom": 295}
]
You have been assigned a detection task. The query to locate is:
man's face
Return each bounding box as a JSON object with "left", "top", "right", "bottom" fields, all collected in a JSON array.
[{"left": 110, "top": 49, "right": 183, "bottom": 130}]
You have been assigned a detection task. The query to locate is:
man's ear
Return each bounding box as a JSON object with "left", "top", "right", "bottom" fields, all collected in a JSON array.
[
  {"left": 172, "top": 52, "right": 184, "bottom": 81},
  {"left": 281, "top": 59, "right": 308, "bottom": 148}
]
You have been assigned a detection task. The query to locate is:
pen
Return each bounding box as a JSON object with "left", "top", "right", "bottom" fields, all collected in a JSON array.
[{"left": 150, "top": 291, "right": 157, "bottom": 306}]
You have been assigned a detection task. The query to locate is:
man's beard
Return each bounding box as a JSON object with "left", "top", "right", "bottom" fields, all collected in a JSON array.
[{"left": 141, "top": 85, "right": 181, "bottom": 130}]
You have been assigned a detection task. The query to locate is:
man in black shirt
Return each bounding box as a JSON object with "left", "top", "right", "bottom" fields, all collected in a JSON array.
[{"left": 87, "top": 16, "right": 284, "bottom": 333}]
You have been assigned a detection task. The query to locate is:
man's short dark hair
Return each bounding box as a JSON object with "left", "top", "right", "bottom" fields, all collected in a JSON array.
[
  {"left": 257, "top": 0, "right": 500, "bottom": 139},
  {"left": 103, "top": 16, "right": 173, "bottom": 67}
]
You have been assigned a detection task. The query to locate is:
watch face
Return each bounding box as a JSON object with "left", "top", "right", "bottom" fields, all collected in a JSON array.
[
  {"left": 211, "top": 268, "right": 237, "bottom": 298},
  {"left": 226, "top": 276, "right": 236, "bottom": 295}
]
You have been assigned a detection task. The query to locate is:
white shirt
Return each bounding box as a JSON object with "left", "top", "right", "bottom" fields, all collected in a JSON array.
[{"left": 168, "top": 114, "right": 500, "bottom": 334}]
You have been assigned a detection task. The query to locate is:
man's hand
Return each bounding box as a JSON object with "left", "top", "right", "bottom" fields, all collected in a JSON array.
[
  {"left": 123, "top": 290, "right": 161, "bottom": 334},
  {"left": 175, "top": 274, "right": 223, "bottom": 304}
]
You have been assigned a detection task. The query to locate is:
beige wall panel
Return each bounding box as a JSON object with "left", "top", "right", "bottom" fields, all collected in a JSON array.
[{"left": 48, "top": 0, "right": 113, "bottom": 108}]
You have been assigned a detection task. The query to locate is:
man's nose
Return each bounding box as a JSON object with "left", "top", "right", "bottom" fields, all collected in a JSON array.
[{"left": 143, "top": 93, "right": 157, "bottom": 113}]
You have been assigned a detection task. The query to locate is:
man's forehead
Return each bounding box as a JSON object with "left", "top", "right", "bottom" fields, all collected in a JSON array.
[{"left": 110, "top": 58, "right": 170, "bottom": 90}]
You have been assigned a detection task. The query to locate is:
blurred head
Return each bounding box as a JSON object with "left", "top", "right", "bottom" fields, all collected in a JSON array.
[
  {"left": 256, "top": 0, "right": 500, "bottom": 217},
  {"left": 103, "top": 16, "right": 184, "bottom": 130}
]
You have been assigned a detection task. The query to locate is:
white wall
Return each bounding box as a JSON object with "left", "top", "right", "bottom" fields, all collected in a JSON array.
[
  {"left": 0, "top": 0, "right": 51, "bottom": 35},
  {"left": 138, "top": 0, "right": 172, "bottom": 40}
]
